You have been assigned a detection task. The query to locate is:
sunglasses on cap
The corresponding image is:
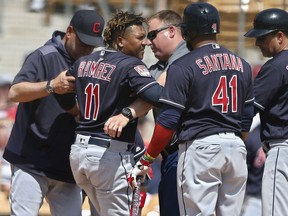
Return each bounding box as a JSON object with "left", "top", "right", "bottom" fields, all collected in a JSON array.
[{"left": 147, "top": 24, "right": 180, "bottom": 41}]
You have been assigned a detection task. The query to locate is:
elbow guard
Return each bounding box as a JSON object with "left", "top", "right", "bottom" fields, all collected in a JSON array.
[
  {"left": 157, "top": 104, "right": 182, "bottom": 130},
  {"left": 241, "top": 102, "right": 254, "bottom": 132},
  {"left": 139, "top": 84, "right": 163, "bottom": 107}
]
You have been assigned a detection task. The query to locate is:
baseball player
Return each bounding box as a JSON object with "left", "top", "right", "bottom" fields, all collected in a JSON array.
[
  {"left": 62, "top": 11, "right": 162, "bottom": 215},
  {"left": 106, "top": 11, "right": 188, "bottom": 215},
  {"left": 3, "top": 10, "right": 104, "bottom": 216},
  {"left": 244, "top": 8, "right": 288, "bottom": 216},
  {"left": 128, "top": 2, "right": 254, "bottom": 216}
]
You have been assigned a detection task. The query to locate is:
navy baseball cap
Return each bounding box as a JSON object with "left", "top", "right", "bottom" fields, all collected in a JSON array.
[{"left": 70, "top": 10, "right": 104, "bottom": 47}]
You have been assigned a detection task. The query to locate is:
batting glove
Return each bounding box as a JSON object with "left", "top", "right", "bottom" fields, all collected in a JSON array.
[{"left": 127, "top": 153, "right": 154, "bottom": 189}]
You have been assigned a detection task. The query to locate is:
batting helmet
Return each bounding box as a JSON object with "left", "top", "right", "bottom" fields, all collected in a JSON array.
[
  {"left": 181, "top": 2, "right": 220, "bottom": 35},
  {"left": 245, "top": 8, "right": 288, "bottom": 38}
]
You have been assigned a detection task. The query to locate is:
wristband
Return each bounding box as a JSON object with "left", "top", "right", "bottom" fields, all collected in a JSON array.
[
  {"left": 46, "top": 80, "right": 54, "bottom": 94},
  {"left": 143, "top": 152, "right": 155, "bottom": 163},
  {"left": 121, "top": 107, "right": 133, "bottom": 121},
  {"left": 140, "top": 157, "right": 152, "bottom": 167}
]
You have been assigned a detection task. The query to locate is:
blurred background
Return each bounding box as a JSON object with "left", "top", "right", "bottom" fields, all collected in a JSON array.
[{"left": 0, "top": 0, "right": 287, "bottom": 77}]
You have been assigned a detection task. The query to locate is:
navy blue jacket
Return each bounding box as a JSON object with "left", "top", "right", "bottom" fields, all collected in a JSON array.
[{"left": 3, "top": 31, "right": 77, "bottom": 183}]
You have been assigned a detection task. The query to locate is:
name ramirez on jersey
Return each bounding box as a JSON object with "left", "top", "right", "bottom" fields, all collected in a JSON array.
[
  {"left": 77, "top": 58, "right": 115, "bottom": 81},
  {"left": 76, "top": 53, "right": 151, "bottom": 82}
]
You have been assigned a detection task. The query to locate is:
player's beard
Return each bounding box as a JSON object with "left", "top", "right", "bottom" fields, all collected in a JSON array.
[{"left": 182, "top": 30, "right": 196, "bottom": 51}]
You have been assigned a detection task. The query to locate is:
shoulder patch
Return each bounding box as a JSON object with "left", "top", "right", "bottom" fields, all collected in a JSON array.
[{"left": 134, "top": 65, "right": 151, "bottom": 77}]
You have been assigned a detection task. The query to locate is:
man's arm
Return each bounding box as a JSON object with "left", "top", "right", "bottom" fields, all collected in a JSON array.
[
  {"left": 104, "top": 83, "right": 162, "bottom": 137},
  {"left": 8, "top": 71, "right": 75, "bottom": 103},
  {"left": 104, "top": 98, "right": 153, "bottom": 138},
  {"left": 127, "top": 104, "right": 182, "bottom": 189}
]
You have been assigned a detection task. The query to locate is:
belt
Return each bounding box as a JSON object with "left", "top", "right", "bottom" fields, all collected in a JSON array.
[
  {"left": 262, "top": 141, "right": 270, "bottom": 153},
  {"left": 89, "top": 136, "right": 110, "bottom": 148},
  {"left": 161, "top": 144, "right": 178, "bottom": 158},
  {"left": 75, "top": 134, "right": 133, "bottom": 152},
  {"left": 218, "top": 132, "right": 235, "bottom": 136},
  {"left": 263, "top": 139, "right": 288, "bottom": 153}
]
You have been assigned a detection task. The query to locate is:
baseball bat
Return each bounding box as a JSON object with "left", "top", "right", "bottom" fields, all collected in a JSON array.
[{"left": 130, "top": 178, "right": 142, "bottom": 216}]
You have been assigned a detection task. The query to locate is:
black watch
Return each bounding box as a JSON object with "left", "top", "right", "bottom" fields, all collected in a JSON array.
[
  {"left": 46, "top": 80, "right": 54, "bottom": 94},
  {"left": 121, "top": 107, "right": 133, "bottom": 121}
]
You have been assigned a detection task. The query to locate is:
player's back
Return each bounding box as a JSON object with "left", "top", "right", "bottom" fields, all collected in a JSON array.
[
  {"left": 68, "top": 48, "right": 157, "bottom": 141},
  {"left": 253, "top": 50, "right": 288, "bottom": 141},
  {"left": 165, "top": 43, "right": 254, "bottom": 141}
]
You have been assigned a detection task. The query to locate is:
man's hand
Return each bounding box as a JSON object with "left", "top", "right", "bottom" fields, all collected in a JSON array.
[
  {"left": 104, "top": 113, "right": 129, "bottom": 138},
  {"left": 127, "top": 161, "right": 149, "bottom": 189},
  {"left": 52, "top": 71, "right": 75, "bottom": 94},
  {"left": 127, "top": 154, "right": 154, "bottom": 189},
  {"left": 254, "top": 147, "right": 266, "bottom": 168}
]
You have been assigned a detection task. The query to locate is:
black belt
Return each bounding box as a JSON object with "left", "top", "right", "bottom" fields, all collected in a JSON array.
[
  {"left": 262, "top": 139, "right": 288, "bottom": 153},
  {"left": 89, "top": 137, "right": 133, "bottom": 151},
  {"left": 262, "top": 141, "right": 270, "bottom": 153},
  {"left": 161, "top": 144, "right": 178, "bottom": 158},
  {"left": 76, "top": 134, "right": 133, "bottom": 152},
  {"left": 89, "top": 137, "right": 110, "bottom": 148}
]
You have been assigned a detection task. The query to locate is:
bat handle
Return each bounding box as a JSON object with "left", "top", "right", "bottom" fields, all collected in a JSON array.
[{"left": 130, "top": 178, "right": 142, "bottom": 216}]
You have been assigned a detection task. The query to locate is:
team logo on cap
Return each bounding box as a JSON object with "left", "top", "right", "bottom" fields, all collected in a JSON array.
[
  {"left": 93, "top": 23, "right": 102, "bottom": 33},
  {"left": 211, "top": 23, "right": 217, "bottom": 33}
]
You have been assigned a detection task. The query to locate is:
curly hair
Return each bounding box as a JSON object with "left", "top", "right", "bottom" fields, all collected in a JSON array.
[{"left": 103, "top": 11, "right": 147, "bottom": 47}]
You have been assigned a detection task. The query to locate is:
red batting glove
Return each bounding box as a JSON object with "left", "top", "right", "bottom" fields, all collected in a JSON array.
[{"left": 127, "top": 155, "right": 153, "bottom": 189}]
